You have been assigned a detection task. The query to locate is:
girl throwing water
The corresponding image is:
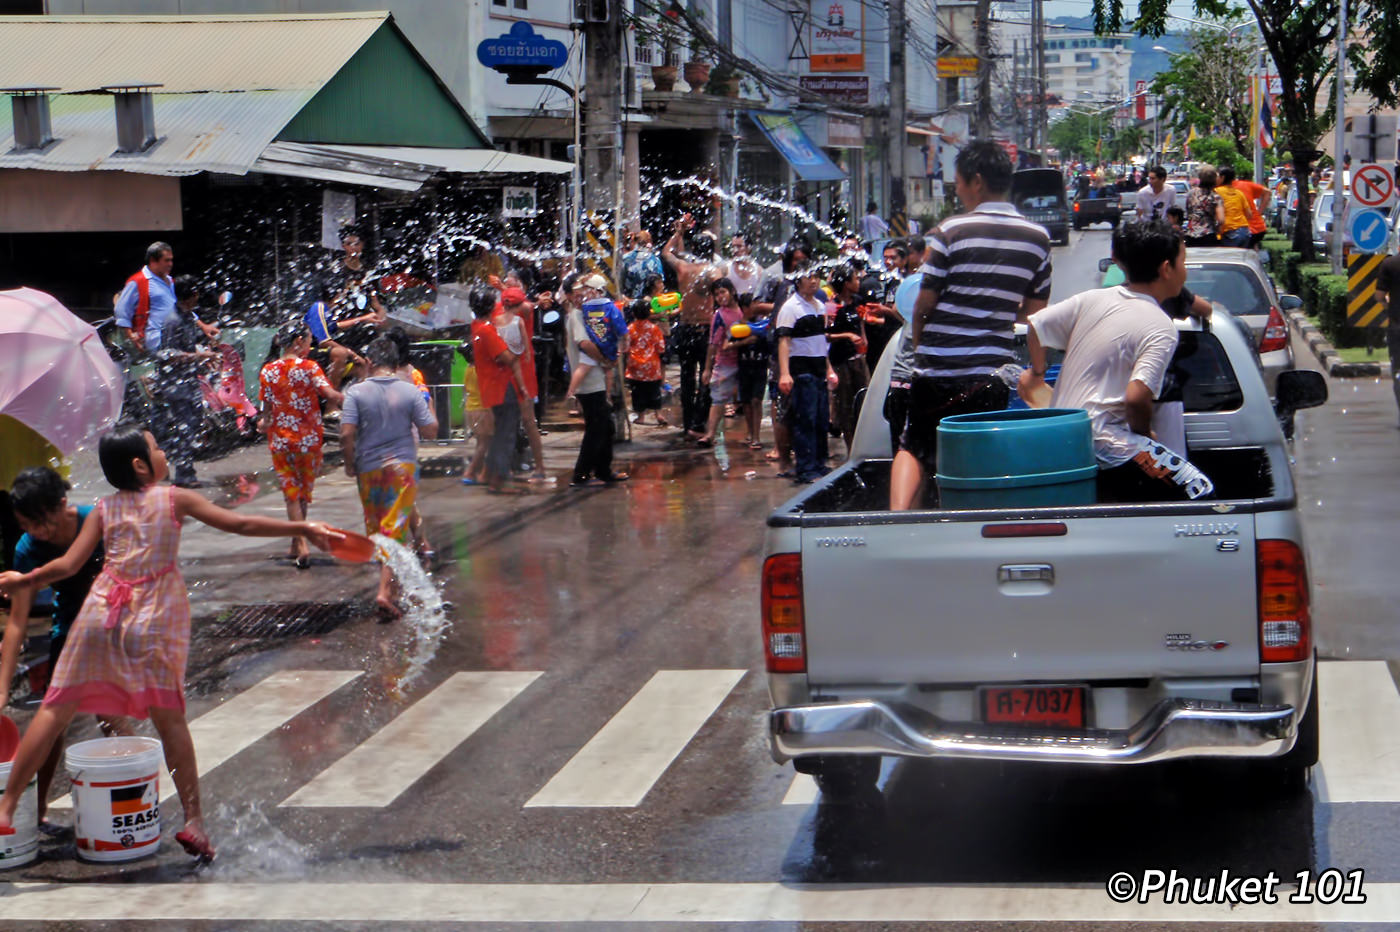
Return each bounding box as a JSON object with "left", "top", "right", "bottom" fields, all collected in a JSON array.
[{"left": 0, "top": 427, "right": 339, "bottom": 861}]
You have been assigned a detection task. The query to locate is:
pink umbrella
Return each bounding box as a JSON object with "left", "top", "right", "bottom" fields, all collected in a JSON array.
[{"left": 0, "top": 288, "right": 124, "bottom": 456}]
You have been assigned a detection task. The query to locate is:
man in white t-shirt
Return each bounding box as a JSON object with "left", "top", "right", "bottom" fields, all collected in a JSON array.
[
  {"left": 1021, "top": 219, "right": 1213, "bottom": 501},
  {"left": 1135, "top": 165, "right": 1176, "bottom": 223}
]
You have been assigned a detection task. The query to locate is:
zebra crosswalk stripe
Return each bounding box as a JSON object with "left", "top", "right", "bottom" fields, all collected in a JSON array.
[
  {"left": 8, "top": 880, "right": 1400, "bottom": 923},
  {"left": 781, "top": 773, "right": 819, "bottom": 806},
  {"left": 525, "top": 669, "right": 746, "bottom": 808},
  {"left": 280, "top": 671, "right": 541, "bottom": 808},
  {"left": 49, "top": 669, "right": 360, "bottom": 810},
  {"left": 1315, "top": 660, "right": 1400, "bottom": 802}
]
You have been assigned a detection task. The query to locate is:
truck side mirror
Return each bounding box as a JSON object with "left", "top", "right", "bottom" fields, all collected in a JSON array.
[
  {"left": 1097, "top": 257, "right": 1114, "bottom": 273},
  {"left": 1274, "top": 369, "right": 1328, "bottom": 414}
]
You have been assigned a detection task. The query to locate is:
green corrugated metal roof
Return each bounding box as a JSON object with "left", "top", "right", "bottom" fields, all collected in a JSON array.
[{"left": 277, "top": 21, "right": 488, "bottom": 150}]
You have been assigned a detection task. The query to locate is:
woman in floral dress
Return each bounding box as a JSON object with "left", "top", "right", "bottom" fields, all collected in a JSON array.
[{"left": 259, "top": 322, "right": 343, "bottom": 568}]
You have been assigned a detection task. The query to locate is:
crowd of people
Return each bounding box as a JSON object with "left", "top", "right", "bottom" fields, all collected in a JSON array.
[
  {"left": 1075, "top": 162, "right": 1276, "bottom": 249},
  {"left": 0, "top": 138, "right": 1244, "bottom": 866}
]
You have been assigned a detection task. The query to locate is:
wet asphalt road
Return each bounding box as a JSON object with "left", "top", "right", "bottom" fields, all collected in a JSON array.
[{"left": 8, "top": 226, "right": 1400, "bottom": 929}]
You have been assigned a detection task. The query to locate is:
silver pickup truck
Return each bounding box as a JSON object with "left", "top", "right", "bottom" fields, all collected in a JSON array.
[{"left": 761, "top": 315, "right": 1330, "bottom": 797}]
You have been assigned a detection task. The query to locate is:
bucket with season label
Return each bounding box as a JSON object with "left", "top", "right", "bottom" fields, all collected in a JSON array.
[
  {"left": 0, "top": 759, "right": 38, "bottom": 868},
  {"left": 66, "top": 736, "right": 162, "bottom": 862}
]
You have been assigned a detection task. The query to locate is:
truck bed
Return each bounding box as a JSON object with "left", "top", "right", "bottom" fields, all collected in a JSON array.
[{"left": 773, "top": 446, "right": 1278, "bottom": 525}]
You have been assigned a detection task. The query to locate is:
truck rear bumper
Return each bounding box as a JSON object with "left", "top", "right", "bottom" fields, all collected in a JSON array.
[{"left": 770, "top": 697, "right": 1296, "bottom": 765}]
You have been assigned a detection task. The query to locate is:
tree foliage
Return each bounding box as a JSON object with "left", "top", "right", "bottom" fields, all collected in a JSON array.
[
  {"left": 1048, "top": 110, "right": 1106, "bottom": 162},
  {"left": 1150, "top": 20, "right": 1253, "bottom": 164},
  {"left": 1186, "top": 135, "right": 1251, "bottom": 177}
]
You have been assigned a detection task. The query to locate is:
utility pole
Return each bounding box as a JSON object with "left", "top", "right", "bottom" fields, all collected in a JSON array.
[
  {"left": 975, "top": 0, "right": 993, "bottom": 137},
  {"left": 582, "top": 0, "right": 622, "bottom": 225},
  {"left": 581, "top": 0, "right": 629, "bottom": 433},
  {"left": 1331, "top": 0, "right": 1346, "bottom": 274},
  {"left": 1032, "top": 0, "right": 1047, "bottom": 159},
  {"left": 887, "top": 0, "right": 908, "bottom": 231}
]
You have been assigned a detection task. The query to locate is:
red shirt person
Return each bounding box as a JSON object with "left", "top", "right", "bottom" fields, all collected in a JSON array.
[{"left": 469, "top": 286, "right": 527, "bottom": 493}]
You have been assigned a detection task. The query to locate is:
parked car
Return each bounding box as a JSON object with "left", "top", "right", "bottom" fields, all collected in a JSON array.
[
  {"left": 1071, "top": 187, "right": 1122, "bottom": 229},
  {"left": 1181, "top": 248, "right": 1297, "bottom": 396},
  {"left": 762, "top": 314, "right": 1329, "bottom": 798},
  {"left": 1011, "top": 168, "right": 1070, "bottom": 245}
]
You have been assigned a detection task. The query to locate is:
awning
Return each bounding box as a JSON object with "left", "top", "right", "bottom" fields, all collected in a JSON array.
[
  {"left": 251, "top": 142, "right": 575, "bottom": 191},
  {"left": 747, "top": 111, "right": 846, "bottom": 182},
  {"left": 254, "top": 142, "right": 434, "bottom": 191},
  {"left": 320, "top": 145, "right": 574, "bottom": 175}
]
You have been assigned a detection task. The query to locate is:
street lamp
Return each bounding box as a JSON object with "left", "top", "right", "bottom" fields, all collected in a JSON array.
[{"left": 1151, "top": 46, "right": 1170, "bottom": 165}]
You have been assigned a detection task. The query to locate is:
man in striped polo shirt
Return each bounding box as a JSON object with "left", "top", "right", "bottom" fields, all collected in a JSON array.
[
  {"left": 890, "top": 140, "right": 1054, "bottom": 510},
  {"left": 776, "top": 267, "right": 839, "bottom": 483}
]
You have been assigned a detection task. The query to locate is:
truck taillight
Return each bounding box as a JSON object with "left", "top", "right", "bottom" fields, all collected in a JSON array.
[
  {"left": 1259, "top": 306, "right": 1289, "bottom": 353},
  {"left": 1072, "top": 201, "right": 1080, "bottom": 213},
  {"left": 762, "top": 553, "right": 806, "bottom": 673},
  {"left": 1258, "top": 540, "right": 1310, "bottom": 663}
]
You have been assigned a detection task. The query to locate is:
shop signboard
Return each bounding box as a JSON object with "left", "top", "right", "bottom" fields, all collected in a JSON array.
[
  {"left": 503, "top": 185, "right": 538, "bottom": 218},
  {"left": 810, "top": 0, "right": 864, "bottom": 72},
  {"left": 799, "top": 74, "right": 869, "bottom": 104}
]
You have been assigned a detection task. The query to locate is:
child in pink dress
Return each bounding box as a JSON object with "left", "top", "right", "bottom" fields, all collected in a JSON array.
[{"left": 0, "top": 427, "right": 338, "bottom": 861}]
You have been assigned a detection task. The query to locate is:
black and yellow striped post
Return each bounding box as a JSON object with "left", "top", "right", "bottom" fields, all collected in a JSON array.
[
  {"left": 1347, "top": 253, "right": 1389, "bottom": 327},
  {"left": 580, "top": 210, "right": 618, "bottom": 287},
  {"left": 889, "top": 211, "right": 910, "bottom": 237}
]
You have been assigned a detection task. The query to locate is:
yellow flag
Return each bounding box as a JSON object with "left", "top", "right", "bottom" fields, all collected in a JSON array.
[
  {"left": 1162, "top": 129, "right": 1174, "bottom": 152},
  {"left": 1184, "top": 124, "right": 1198, "bottom": 156}
]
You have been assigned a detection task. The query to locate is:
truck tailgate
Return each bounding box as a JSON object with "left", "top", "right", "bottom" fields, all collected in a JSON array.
[{"left": 801, "top": 514, "right": 1259, "bottom": 684}]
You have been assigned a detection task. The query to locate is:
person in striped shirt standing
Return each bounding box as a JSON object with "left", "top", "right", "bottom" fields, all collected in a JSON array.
[
  {"left": 890, "top": 140, "right": 1054, "bottom": 510},
  {"left": 776, "top": 267, "right": 840, "bottom": 483}
]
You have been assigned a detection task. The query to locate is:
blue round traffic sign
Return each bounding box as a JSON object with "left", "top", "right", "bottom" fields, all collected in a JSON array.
[
  {"left": 477, "top": 21, "right": 569, "bottom": 72},
  {"left": 1348, "top": 207, "right": 1390, "bottom": 254}
]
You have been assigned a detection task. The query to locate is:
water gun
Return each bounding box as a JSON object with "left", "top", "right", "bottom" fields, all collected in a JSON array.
[
  {"left": 651, "top": 292, "right": 681, "bottom": 316},
  {"left": 729, "top": 322, "right": 752, "bottom": 339}
]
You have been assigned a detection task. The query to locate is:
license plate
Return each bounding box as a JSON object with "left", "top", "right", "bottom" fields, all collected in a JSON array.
[{"left": 981, "top": 685, "right": 1086, "bottom": 728}]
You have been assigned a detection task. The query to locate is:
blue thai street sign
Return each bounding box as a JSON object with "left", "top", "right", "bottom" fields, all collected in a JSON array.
[
  {"left": 476, "top": 22, "right": 568, "bottom": 72},
  {"left": 1349, "top": 207, "right": 1390, "bottom": 254}
]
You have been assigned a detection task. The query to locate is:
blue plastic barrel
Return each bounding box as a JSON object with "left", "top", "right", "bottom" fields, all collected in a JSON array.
[{"left": 936, "top": 407, "right": 1097, "bottom": 507}]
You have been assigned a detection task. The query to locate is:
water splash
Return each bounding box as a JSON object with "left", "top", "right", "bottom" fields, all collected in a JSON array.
[
  {"left": 371, "top": 534, "right": 451, "bottom": 696},
  {"left": 205, "top": 799, "right": 315, "bottom": 879}
]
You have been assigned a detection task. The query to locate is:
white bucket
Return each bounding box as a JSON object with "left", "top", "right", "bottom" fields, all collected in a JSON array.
[
  {"left": 0, "top": 759, "right": 38, "bottom": 868},
  {"left": 65, "top": 736, "right": 162, "bottom": 863}
]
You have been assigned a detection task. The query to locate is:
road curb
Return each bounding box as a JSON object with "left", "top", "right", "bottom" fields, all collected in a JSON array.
[{"left": 1287, "top": 310, "right": 1388, "bottom": 379}]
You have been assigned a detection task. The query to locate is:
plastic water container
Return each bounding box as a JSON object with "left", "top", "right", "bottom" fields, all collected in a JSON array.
[
  {"left": 66, "top": 736, "right": 163, "bottom": 862},
  {"left": 936, "top": 407, "right": 1097, "bottom": 508},
  {"left": 0, "top": 759, "right": 38, "bottom": 868},
  {"left": 1006, "top": 364, "right": 1061, "bottom": 410}
]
